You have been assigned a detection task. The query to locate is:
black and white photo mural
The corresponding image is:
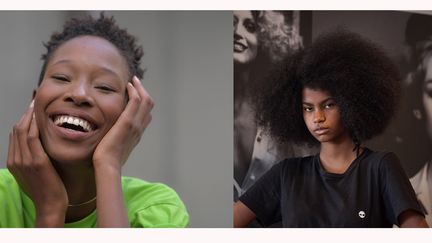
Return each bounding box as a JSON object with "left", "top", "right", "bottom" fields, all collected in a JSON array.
[{"left": 234, "top": 10, "right": 432, "bottom": 227}]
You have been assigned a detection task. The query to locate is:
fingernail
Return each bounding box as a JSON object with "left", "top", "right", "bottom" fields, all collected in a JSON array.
[
  {"left": 32, "top": 112, "right": 35, "bottom": 119},
  {"left": 30, "top": 100, "right": 34, "bottom": 108},
  {"left": 133, "top": 76, "right": 140, "bottom": 83}
]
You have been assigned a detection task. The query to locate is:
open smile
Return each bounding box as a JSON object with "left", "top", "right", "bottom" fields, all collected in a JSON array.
[
  {"left": 48, "top": 112, "right": 99, "bottom": 141},
  {"left": 234, "top": 41, "right": 247, "bottom": 52},
  {"left": 52, "top": 115, "right": 95, "bottom": 132}
]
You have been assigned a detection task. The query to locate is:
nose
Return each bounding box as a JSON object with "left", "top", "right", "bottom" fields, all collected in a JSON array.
[
  {"left": 64, "top": 80, "right": 93, "bottom": 107},
  {"left": 313, "top": 109, "right": 326, "bottom": 124},
  {"left": 234, "top": 21, "right": 242, "bottom": 41}
]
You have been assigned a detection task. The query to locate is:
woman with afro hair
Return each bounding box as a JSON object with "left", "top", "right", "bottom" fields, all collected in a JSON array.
[
  {"left": 234, "top": 29, "right": 428, "bottom": 227},
  {"left": 0, "top": 13, "right": 188, "bottom": 228}
]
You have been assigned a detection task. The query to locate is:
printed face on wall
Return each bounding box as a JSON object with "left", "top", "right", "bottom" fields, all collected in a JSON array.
[
  {"left": 423, "top": 53, "right": 432, "bottom": 139},
  {"left": 233, "top": 11, "right": 258, "bottom": 65},
  {"left": 302, "top": 88, "right": 349, "bottom": 144},
  {"left": 34, "top": 35, "right": 130, "bottom": 165}
]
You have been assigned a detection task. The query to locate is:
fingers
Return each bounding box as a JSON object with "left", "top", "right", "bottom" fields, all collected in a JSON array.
[
  {"left": 15, "top": 101, "right": 35, "bottom": 166},
  {"left": 28, "top": 112, "right": 47, "bottom": 162},
  {"left": 9, "top": 100, "right": 47, "bottom": 171},
  {"left": 7, "top": 132, "right": 15, "bottom": 169},
  {"left": 123, "top": 80, "right": 141, "bottom": 117},
  {"left": 130, "top": 76, "right": 154, "bottom": 129},
  {"left": 132, "top": 76, "right": 154, "bottom": 112}
]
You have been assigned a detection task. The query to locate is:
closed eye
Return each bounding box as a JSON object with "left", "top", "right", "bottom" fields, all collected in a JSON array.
[
  {"left": 96, "top": 85, "right": 116, "bottom": 93},
  {"left": 52, "top": 75, "right": 70, "bottom": 82}
]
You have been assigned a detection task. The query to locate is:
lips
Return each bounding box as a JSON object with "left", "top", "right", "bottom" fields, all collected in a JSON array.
[
  {"left": 47, "top": 110, "right": 99, "bottom": 140},
  {"left": 234, "top": 41, "right": 247, "bottom": 52},
  {"left": 314, "top": 127, "right": 329, "bottom": 135},
  {"left": 53, "top": 115, "right": 95, "bottom": 132}
]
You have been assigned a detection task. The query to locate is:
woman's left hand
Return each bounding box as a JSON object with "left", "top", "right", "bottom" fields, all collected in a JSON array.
[{"left": 92, "top": 76, "right": 154, "bottom": 172}]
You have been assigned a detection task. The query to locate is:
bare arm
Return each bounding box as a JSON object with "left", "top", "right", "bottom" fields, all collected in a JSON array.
[
  {"left": 399, "top": 210, "right": 429, "bottom": 228},
  {"left": 233, "top": 201, "right": 256, "bottom": 227}
]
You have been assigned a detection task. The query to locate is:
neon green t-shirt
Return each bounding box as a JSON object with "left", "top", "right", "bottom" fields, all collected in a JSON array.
[{"left": 0, "top": 169, "right": 189, "bottom": 227}]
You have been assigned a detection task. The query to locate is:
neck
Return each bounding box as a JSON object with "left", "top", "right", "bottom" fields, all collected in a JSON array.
[
  {"left": 319, "top": 134, "right": 363, "bottom": 174},
  {"left": 52, "top": 159, "right": 97, "bottom": 223}
]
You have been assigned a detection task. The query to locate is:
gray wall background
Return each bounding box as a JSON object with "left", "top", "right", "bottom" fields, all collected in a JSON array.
[{"left": 0, "top": 11, "right": 232, "bottom": 227}]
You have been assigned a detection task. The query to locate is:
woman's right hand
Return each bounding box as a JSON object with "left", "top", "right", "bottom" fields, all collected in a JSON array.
[{"left": 7, "top": 100, "right": 68, "bottom": 227}]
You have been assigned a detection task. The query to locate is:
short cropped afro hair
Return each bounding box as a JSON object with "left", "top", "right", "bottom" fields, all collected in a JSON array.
[
  {"left": 255, "top": 29, "right": 401, "bottom": 147},
  {"left": 38, "top": 13, "right": 144, "bottom": 85}
]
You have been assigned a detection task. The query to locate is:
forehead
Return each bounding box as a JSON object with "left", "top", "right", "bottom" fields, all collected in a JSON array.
[
  {"left": 234, "top": 11, "right": 253, "bottom": 20},
  {"left": 47, "top": 35, "right": 129, "bottom": 78},
  {"left": 302, "top": 87, "right": 332, "bottom": 102}
]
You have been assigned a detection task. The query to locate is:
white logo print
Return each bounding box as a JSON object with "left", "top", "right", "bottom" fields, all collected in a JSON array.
[{"left": 358, "top": 211, "right": 366, "bottom": 219}]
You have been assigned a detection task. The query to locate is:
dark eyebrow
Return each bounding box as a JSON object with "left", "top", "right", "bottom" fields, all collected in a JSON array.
[
  {"left": 302, "top": 98, "right": 335, "bottom": 106},
  {"left": 50, "top": 59, "right": 123, "bottom": 80}
]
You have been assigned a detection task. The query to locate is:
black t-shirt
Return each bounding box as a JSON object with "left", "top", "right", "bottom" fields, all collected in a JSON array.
[{"left": 239, "top": 148, "right": 424, "bottom": 227}]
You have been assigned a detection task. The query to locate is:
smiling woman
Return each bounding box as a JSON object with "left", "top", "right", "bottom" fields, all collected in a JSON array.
[{"left": 0, "top": 13, "right": 189, "bottom": 228}]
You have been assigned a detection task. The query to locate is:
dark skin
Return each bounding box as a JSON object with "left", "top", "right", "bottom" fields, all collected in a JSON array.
[
  {"left": 7, "top": 35, "right": 154, "bottom": 227},
  {"left": 233, "top": 88, "right": 428, "bottom": 228}
]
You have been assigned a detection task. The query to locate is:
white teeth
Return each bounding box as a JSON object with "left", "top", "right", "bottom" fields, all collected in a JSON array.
[
  {"left": 53, "top": 115, "right": 94, "bottom": 132},
  {"left": 72, "top": 118, "right": 79, "bottom": 126}
]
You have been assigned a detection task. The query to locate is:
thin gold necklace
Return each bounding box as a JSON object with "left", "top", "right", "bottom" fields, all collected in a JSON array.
[{"left": 68, "top": 196, "right": 97, "bottom": 207}]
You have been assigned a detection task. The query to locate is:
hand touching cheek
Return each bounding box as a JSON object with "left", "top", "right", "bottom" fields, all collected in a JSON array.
[
  {"left": 92, "top": 76, "right": 154, "bottom": 227},
  {"left": 7, "top": 101, "right": 68, "bottom": 227},
  {"left": 92, "top": 76, "right": 154, "bottom": 173}
]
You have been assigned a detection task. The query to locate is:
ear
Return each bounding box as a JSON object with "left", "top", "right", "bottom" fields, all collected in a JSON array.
[{"left": 32, "top": 89, "right": 37, "bottom": 100}]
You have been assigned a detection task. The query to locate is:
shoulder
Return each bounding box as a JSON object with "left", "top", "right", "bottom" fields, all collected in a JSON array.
[
  {"left": 361, "top": 149, "right": 400, "bottom": 168},
  {"left": 362, "top": 149, "right": 407, "bottom": 181},
  {"left": 266, "top": 156, "right": 316, "bottom": 180},
  {"left": 278, "top": 156, "right": 315, "bottom": 171},
  {"left": 0, "top": 168, "right": 15, "bottom": 182},
  {"left": 0, "top": 169, "right": 20, "bottom": 194},
  {"left": 0, "top": 169, "right": 26, "bottom": 227},
  {"left": 121, "top": 176, "right": 189, "bottom": 228}
]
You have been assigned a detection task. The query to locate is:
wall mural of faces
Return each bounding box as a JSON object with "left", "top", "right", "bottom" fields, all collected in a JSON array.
[
  {"left": 234, "top": 10, "right": 432, "bottom": 226},
  {"left": 233, "top": 11, "right": 259, "bottom": 64}
]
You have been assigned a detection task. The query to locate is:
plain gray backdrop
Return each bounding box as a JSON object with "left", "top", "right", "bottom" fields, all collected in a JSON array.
[{"left": 0, "top": 11, "right": 232, "bottom": 227}]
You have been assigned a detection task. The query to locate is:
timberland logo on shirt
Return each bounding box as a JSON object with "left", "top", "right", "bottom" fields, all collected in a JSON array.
[{"left": 358, "top": 211, "right": 366, "bottom": 219}]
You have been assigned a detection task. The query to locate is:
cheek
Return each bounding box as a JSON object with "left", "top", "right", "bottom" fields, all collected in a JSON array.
[
  {"left": 303, "top": 113, "right": 313, "bottom": 130},
  {"left": 99, "top": 95, "right": 126, "bottom": 124},
  {"left": 248, "top": 36, "right": 258, "bottom": 57},
  {"left": 330, "top": 110, "right": 345, "bottom": 132},
  {"left": 423, "top": 94, "right": 432, "bottom": 126},
  {"left": 33, "top": 86, "right": 51, "bottom": 120}
]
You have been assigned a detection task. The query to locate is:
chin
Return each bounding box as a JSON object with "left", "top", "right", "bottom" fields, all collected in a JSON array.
[
  {"left": 234, "top": 53, "right": 253, "bottom": 64},
  {"left": 45, "top": 144, "right": 95, "bottom": 165}
]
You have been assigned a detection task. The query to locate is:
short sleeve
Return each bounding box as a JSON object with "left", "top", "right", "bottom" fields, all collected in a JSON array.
[
  {"left": 239, "top": 161, "right": 283, "bottom": 226},
  {"left": 131, "top": 203, "right": 189, "bottom": 228},
  {"left": 122, "top": 177, "right": 189, "bottom": 228},
  {"left": 0, "top": 169, "right": 28, "bottom": 227},
  {"left": 379, "top": 153, "right": 424, "bottom": 226}
]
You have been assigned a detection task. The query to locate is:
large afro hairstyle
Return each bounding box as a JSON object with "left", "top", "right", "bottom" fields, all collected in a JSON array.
[
  {"left": 38, "top": 12, "right": 144, "bottom": 86},
  {"left": 254, "top": 28, "right": 401, "bottom": 147}
]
